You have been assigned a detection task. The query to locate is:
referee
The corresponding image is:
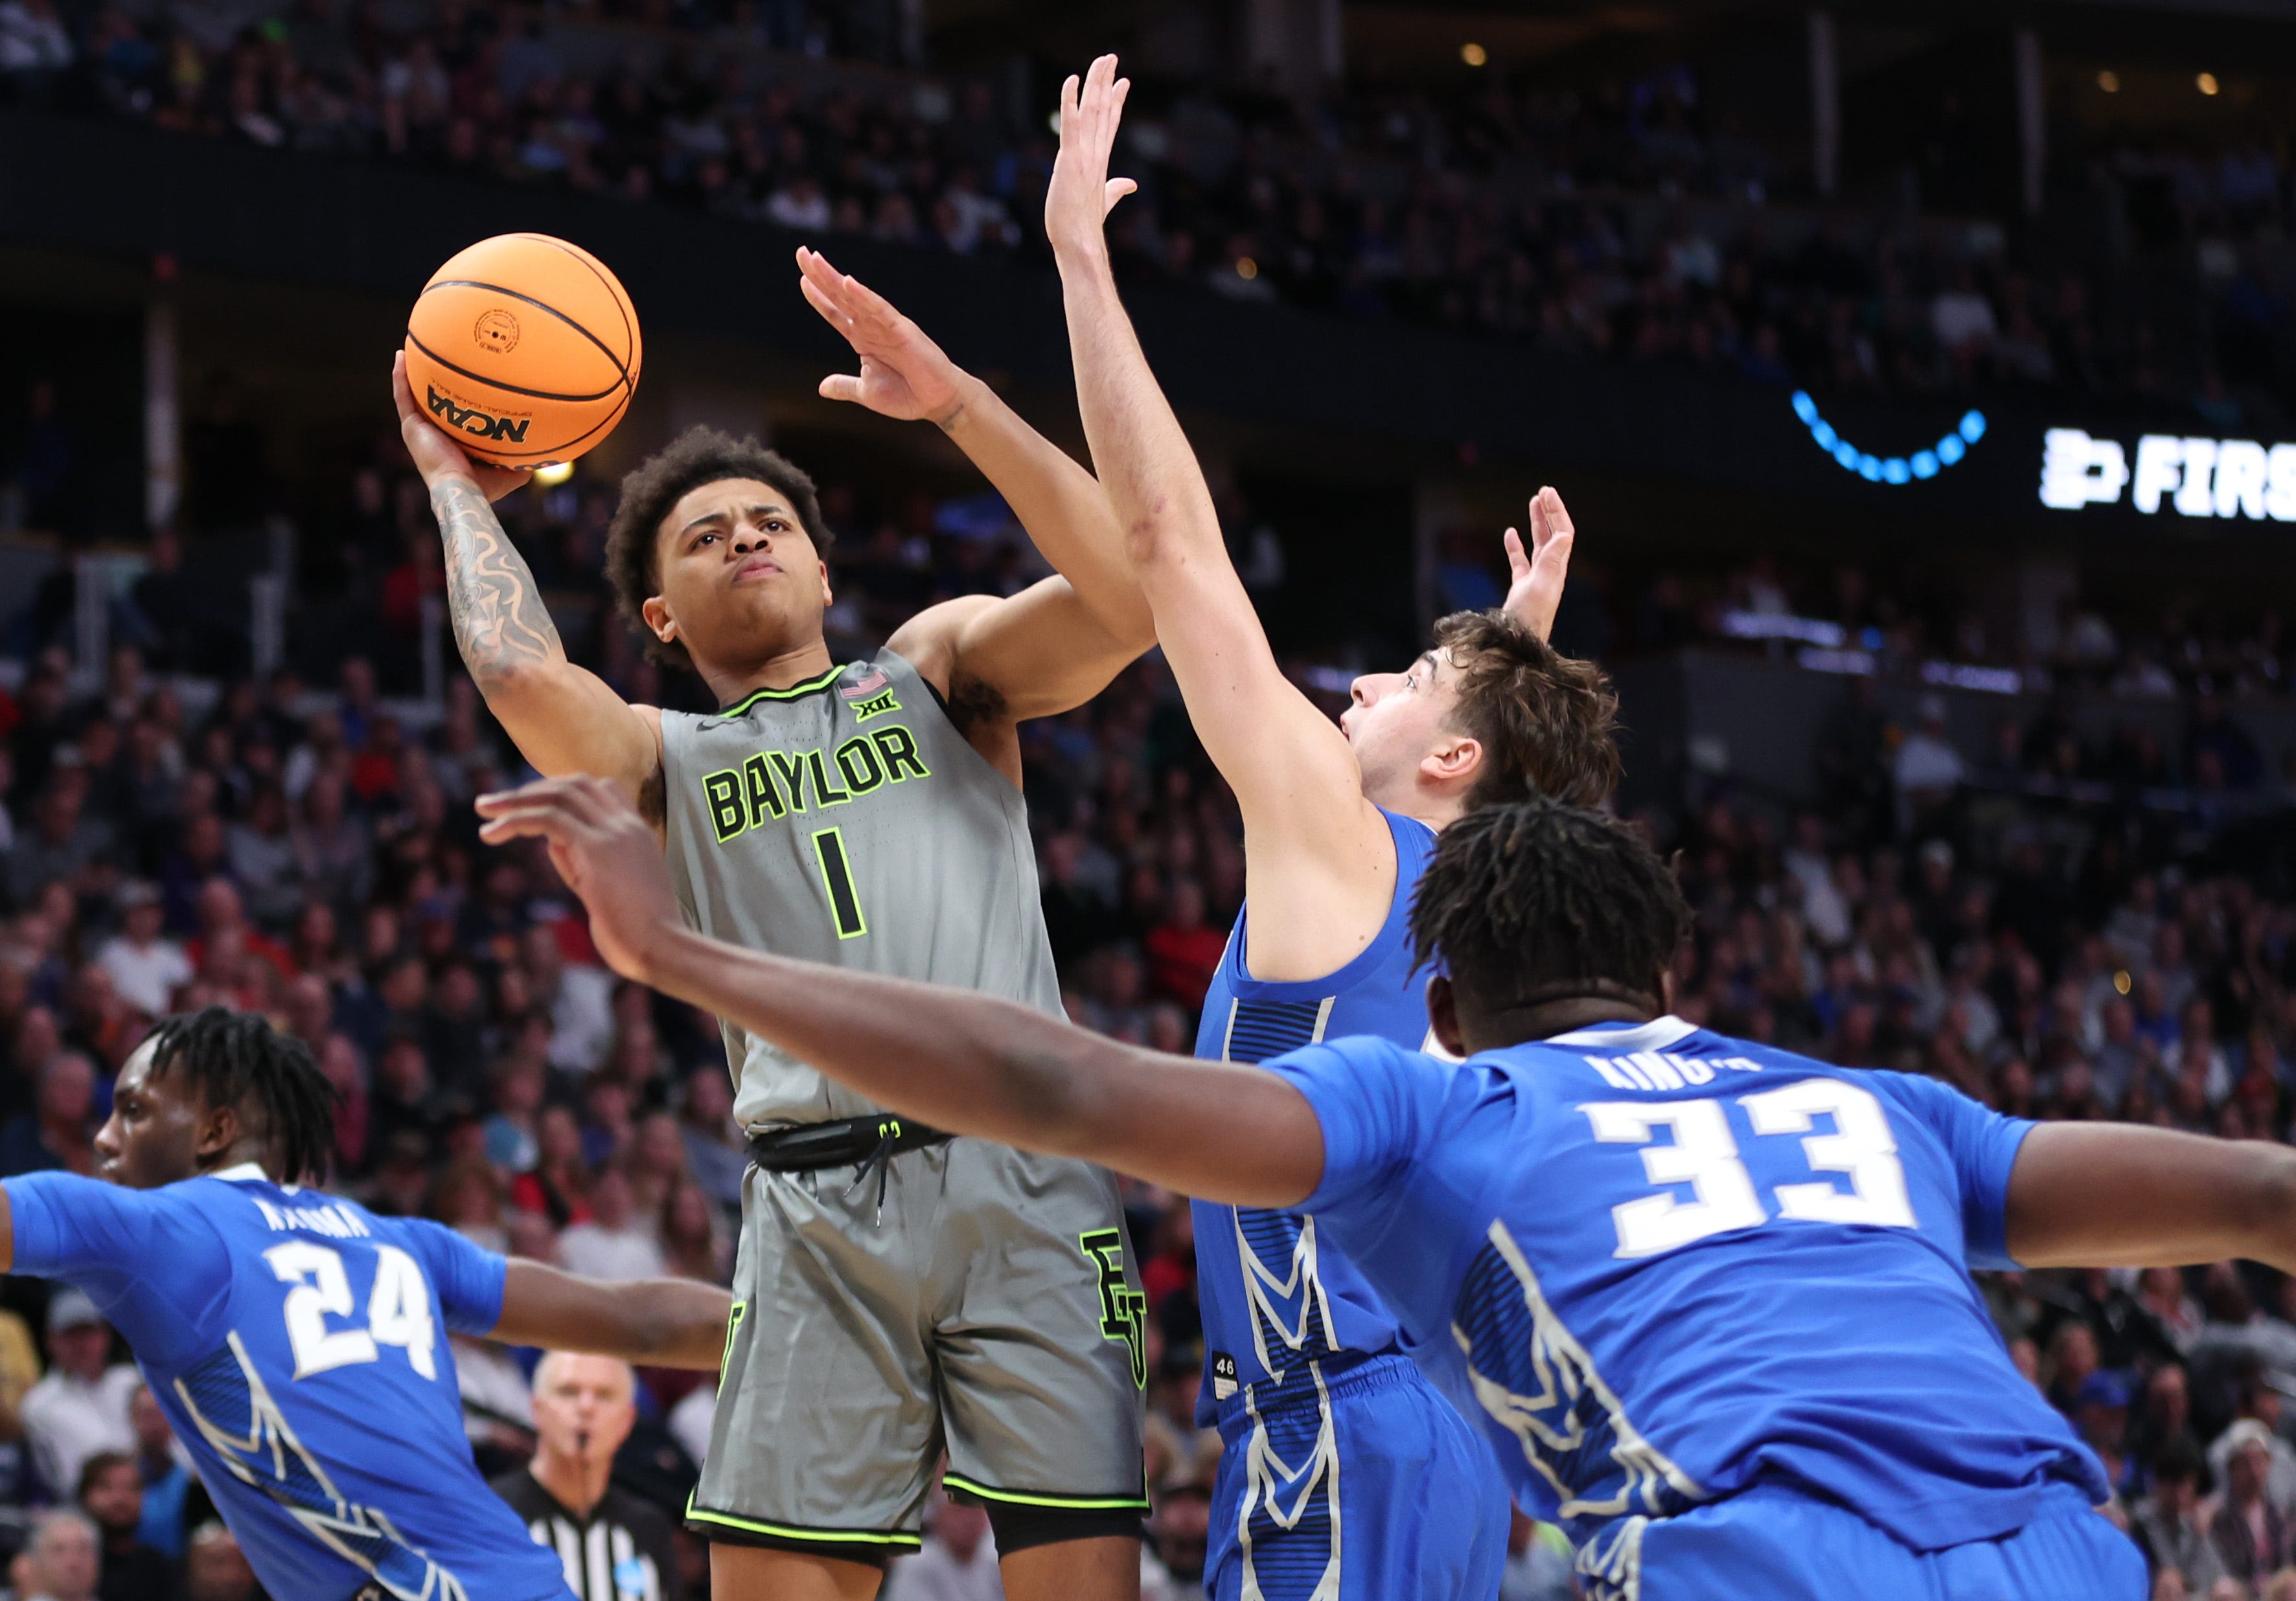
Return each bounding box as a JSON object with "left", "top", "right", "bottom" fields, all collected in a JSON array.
[{"left": 491, "top": 1353, "right": 683, "bottom": 1601}]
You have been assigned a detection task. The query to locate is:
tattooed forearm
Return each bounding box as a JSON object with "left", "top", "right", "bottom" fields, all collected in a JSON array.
[{"left": 431, "top": 478, "right": 562, "bottom": 683}]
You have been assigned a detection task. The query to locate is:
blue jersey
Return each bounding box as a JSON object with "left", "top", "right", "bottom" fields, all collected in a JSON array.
[
  {"left": 1264, "top": 1016, "right": 2107, "bottom": 1557},
  {"left": 1190, "top": 807, "right": 1438, "bottom": 1422},
  {"left": 4, "top": 1165, "right": 571, "bottom": 1601}
]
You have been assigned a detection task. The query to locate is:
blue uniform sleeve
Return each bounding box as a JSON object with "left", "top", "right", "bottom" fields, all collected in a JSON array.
[
  {"left": 1875, "top": 1073, "right": 2037, "bottom": 1271},
  {"left": 1260, "top": 1036, "right": 1456, "bottom": 1216},
  {"left": 3, "top": 1174, "right": 229, "bottom": 1359},
  {"left": 395, "top": 1218, "right": 509, "bottom": 1336}
]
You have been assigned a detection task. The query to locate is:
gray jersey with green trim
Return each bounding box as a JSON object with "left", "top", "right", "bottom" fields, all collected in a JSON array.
[{"left": 658, "top": 646, "right": 1062, "bottom": 1128}]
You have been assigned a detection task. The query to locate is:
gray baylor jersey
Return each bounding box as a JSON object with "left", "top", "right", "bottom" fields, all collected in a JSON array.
[{"left": 660, "top": 648, "right": 1063, "bottom": 1128}]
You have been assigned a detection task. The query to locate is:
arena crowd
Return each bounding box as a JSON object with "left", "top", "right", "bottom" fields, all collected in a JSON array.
[{"left": 3, "top": 0, "right": 2294, "bottom": 412}]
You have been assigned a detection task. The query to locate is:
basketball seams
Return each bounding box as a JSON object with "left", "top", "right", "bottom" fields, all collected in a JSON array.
[
  {"left": 511, "top": 233, "right": 639, "bottom": 374},
  {"left": 417, "top": 278, "right": 634, "bottom": 387},
  {"left": 406, "top": 330, "right": 625, "bottom": 404}
]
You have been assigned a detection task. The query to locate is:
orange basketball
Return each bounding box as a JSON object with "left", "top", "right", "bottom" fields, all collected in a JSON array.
[{"left": 404, "top": 233, "right": 641, "bottom": 467}]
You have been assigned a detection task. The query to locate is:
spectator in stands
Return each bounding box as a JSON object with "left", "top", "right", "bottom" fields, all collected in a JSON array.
[
  {"left": 179, "top": 1522, "right": 257, "bottom": 1601},
  {"left": 75, "top": 1450, "right": 170, "bottom": 1601},
  {"left": 19, "top": 1293, "right": 135, "bottom": 1507},
  {"left": 1892, "top": 695, "right": 1966, "bottom": 837},
  {"left": 678, "top": 1066, "right": 744, "bottom": 1208},
  {"left": 2212, "top": 1420, "right": 2291, "bottom": 1583},
  {"left": 2133, "top": 1436, "right": 2229, "bottom": 1596},
  {"left": 93, "top": 883, "right": 187, "bottom": 1019},
  {"left": 557, "top": 1166, "right": 664, "bottom": 1282},
  {"left": 5, "top": 781, "right": 112, "bottom": 910},
  {"left": 124, "top": 1386, "right": 190, "bottom": 1561},
  {"left": 0, "top": 1052, "right": 95, "bottom": 1175},
  {"left": 527, "top": 924, "right": 614, "bottom": 1074},
  {"left": 880, "top": 1487, "right": 997, "bottom": 1601},
  {"left": 14, "top": 1508, "right": 100, "bottom": 1601}
]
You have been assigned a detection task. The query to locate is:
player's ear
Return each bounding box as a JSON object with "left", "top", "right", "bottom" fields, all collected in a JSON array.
[
  {"left": 818, "top": 560, "right": 833, "bottom": 609},
  {"left": 194, "top": 1098, "right": 240, "bottom": 1164},
  {"left": 1427, "top": 975, "right": 1467, "bottom": 1058},
  {"left": 1659, "top": 965, "right": 1679, "bottom": 1015},
  {"left": 1420, "top": 734, "right": 1481, "bottom": 788},
  {"left": 639, "top": 595, "right": 676, "bottom": 646}
]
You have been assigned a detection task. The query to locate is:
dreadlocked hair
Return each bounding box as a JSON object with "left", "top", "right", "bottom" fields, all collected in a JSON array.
[
  {"left": 1410, "top": 799, "right": 1692, "bottom": 1016},
  {"left": 149, "top": 1008, "right": 340, "bottom": 1186}
]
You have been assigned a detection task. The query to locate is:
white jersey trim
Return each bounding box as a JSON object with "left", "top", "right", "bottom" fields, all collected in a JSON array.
[{"left": 1543, "top": 1016, "right": 1700, "bottom": 1053}]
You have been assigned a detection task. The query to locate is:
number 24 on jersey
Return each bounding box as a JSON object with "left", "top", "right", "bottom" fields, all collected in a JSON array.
[{"left": 265, "top": 1242, "right": 439, "bottom": 1381}]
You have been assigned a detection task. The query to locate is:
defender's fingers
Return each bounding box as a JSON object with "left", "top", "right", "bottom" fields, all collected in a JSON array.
[
  {"left": 1535, "top": 484, "right": 1574, "bottom": 542},
  {"left": 798, "top": 273, "right": 856, "bottom": 332},
  {"left": 1503, "top": 527, "right": 1530, "bottom": 579},
  {"left": 796, "top": 247, "right": 856, "bottom": 310},
  {"left": 476, "top": 777, "right": 597, "bottom": 815},
  {"left": 818, "top": 374, "right": 862, "bottom": 404},
  {"left": 476, "top": 808, "right": 578, "bottom": 845}
]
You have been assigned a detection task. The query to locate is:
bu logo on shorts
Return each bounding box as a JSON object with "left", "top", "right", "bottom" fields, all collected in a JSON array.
[{"left": 1079, "top": 1230, "right": 1147, "bottom": 1388}]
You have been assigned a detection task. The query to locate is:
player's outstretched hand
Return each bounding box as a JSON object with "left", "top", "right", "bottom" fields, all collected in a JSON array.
[
  {"left": 392, "top": 351, "right": 532, "bottom": 504},
  {"left": 474, "top": 776, "right": 681, "bottom": 982},
  {"left": 1044, "top": 53, "right": 1136, "bottom": 264},
  {"left": 797, "top": 247, "right": 971, "bottom": 426},
  {"left": 1502, "top": 485, "right": 1577, "bottom": 643}
]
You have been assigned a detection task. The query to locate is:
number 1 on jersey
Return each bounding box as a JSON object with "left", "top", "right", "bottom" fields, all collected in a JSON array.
[{"left": 812, "top": 827, "right": 867, "bottom": 939}]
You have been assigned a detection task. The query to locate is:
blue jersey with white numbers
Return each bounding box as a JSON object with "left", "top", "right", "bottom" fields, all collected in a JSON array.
[
  {"left": 3, "top": 1165, "right": 571, "bottom": 1601},
  {"left": 1263, "top": 1016, "right": 2107, "bottom": 1555},
  {"left": 1189, "top": 807, "right": 1439, "bottom": 1423}
]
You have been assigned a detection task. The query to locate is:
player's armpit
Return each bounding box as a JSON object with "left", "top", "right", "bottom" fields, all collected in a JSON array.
[
  {"left": 890, "top": 582, "right": 1142, "bottom": 727},
  {"left": 492, "top": 1259, "right": 735, "bottom": 1370},
  {"left": 2004, "top": 1122, "right": 2296, "bottom": 1273}
]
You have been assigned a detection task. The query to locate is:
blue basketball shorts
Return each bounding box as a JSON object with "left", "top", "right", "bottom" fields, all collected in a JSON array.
[
  {"left": 1572, "top": 1481, "right": 2148, "bottom": 1601},
  {"left": 1207, "top": 1352, "right": 1510, "bottom": 1601}
]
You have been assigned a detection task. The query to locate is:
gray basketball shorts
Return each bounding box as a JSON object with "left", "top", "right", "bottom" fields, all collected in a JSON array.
[{"left": 685, "top": 1137, "right": 1150, "bottom": 1563}]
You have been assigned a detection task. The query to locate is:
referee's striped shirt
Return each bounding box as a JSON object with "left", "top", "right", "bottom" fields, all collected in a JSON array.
[{"left": 490, "top": 1468, "right": 683, "bottom": 1601}]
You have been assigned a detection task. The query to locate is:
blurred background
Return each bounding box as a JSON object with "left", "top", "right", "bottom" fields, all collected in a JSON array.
[{"left": 0, "top": 1, "right": 2294, "bottom": 1597}]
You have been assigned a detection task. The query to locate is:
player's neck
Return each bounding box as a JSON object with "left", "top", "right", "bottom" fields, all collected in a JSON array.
[
  {"left": 1473, "top": 995, "right": 1658, "bottom": 1052},
  {"left": 1368, "top": 777, "right": 1468, "bottom": 833},
  {"left": 698, "top": 637, "right": 838, "bottom": 707},
  {"left": 533, "top": 1450, "right": 610, "bottom": 1519}
]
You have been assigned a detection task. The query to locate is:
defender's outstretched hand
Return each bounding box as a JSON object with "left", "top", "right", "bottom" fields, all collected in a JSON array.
[
  {"left": 475, "top": 776, "right": 680, "bottom": 981},
  {"left": 1045, "top": 54, "right": 1136, "bottom": 262},
  {"left": 798, "top": 247, "right": 971, "bottom": 425},
  {"left": 391, "top": 351, "right": 531, "bottom": 503},
  {"left": 1502, "top": 485, "right": 1577, "bottom": 642}
]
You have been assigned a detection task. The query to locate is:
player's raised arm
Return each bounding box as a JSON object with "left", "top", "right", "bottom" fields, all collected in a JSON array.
[
  {"left": 2005, "top": 1122, "right": 2296, "bottom": 1272},
  {"left": 798, "top": 246, "right": 1152, "bottom": 654},
  {"left": 490, "top": 1259, "right": 734, "bottom": 1370},
  {"left": 1044, "top": 57, "right": 1410, "bottom": 971},
  {"left": 392, "top": 354, "right": 661, "bottom": 800},
  {"left": 476, "top": 777, "right": 1326, "bottom": 1207}
]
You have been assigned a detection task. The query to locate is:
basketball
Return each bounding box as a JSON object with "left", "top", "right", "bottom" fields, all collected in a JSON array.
[{"left": 403, "top": 233, "right": 641, "bottom": 468}]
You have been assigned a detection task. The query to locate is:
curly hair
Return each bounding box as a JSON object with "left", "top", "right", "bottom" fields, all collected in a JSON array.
[
  {"left": 148, "top": 1006, "right": 341, "bottom": 1185},
  {"left": 1410, "top": 799, "right": 1690, "bottom": 1016},
  {"left": 604, "top": 426, "right": 833, "bottom": 671},
  {"left": 1432, "top": 610, "right": 1620, "bottom": 810}
]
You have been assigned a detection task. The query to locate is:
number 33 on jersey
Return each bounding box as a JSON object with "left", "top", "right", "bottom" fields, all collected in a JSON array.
[{"left": 1581, "top": 1078, "right": 1917, "bottom": 1259}]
